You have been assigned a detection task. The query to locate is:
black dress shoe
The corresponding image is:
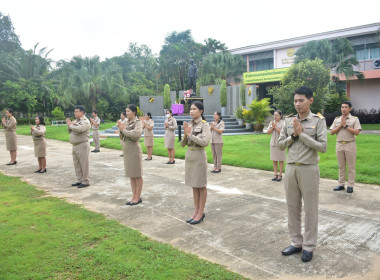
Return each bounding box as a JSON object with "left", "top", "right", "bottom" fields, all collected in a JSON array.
[
  {"left": 39, "top": 169, "right": 47, "bottom": 173},
  {"left": 34, "top": 169, "right": 42, "bottom": 173},
  {"left": 301, "top": 250, "right": 313, "bottom": 262},
  {"left": 91, "top": 150, "right": 96, "bottom": 152},
  {"left": 189, "top": 214, "right": 205, "bottom": 225},
  {"left": 78, "top": 183, "right": 90, "bottom": 188},
  {"left": 334, "top": 185, "right": 345, "bottom": 191},
  {"left": 186, "top": 218, "right": 193, "bottom": 223},
  {"left": 276, "top": 176, "right": 282, "bottom": 182},
  {"left": 166, "top": 161, "right": 171, "bottom": 164},
  {"left": 71, "top": 182, "right": 81, "bottom": 186},
  {"left": 6, "top": 161, "right": 17, "bottom": 165},
  {"left": 214, "top": 170, "right": 221, "bottom": 173},
  {"left": 130, "top": 198, "right": 142, "bottom": 206},
  {"left": 347, "top": 186, "right": 353, "bottom": 193},
  {"left": 271, "top": 175, "right": 278, "bottom": 181},
  {"left": 126, "top": 201, "right": 131, "bottom": 205},
  {"left": 282, "top": 245, "right": 302, "bottom": 256}
]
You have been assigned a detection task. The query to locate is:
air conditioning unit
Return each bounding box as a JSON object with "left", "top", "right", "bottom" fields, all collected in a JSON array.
[{"left": 374, "top": 60, "right": 380, "bottom": 69}]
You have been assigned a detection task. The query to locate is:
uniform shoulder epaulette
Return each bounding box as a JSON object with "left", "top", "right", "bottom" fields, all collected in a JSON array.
[
  {"left": 317, "top": 112, "right": 325, "bottom": 119},
  {"left": 202, "top": 120, "right": 207, "bottom": 123},
  {"left": 353, "top": 116, "right": 358, "bottom": 119},
  {"left": 286, "top": 113, "right": 294, "bottom": 118}
]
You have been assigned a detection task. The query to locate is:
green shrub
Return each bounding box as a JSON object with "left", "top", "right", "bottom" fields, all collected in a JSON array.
[
  {"left": 220, "top": 80, "right": 227, "bottom": 107},
  {"left": 51, "top": 107, "right": 65, "bottom": 119}
]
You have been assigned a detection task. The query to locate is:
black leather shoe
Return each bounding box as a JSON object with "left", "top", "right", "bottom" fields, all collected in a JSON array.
[
  {"left": 214, "top": 170, "right": 221, "bottom": 173},
  {"left": 130, "top": 198, "right": 142, "bottom": 206},
  {"left": 71, "top": 182, "right": 81, "bottom": 186},
  {"left": 282, "top": 245, "right": 302, "bottom": 256},
  {"left": 34, "top": 169, "right": 42, "bottom": 173},
  {"left": 301, "top": 250, "right": 313, "bottom": 262},
  {"left": 78, "top": 183, "right": 90, "bottom": 188},
  {"left": 275, "top": 176, "right": 282, "bottom": 182},
  {"left": 271, "top": 175, "right": 278, "bottom": 181},
  {"left": 334, "top": 185, "right": 345, "bottom": 191},
  {"left": 126, "top": 201, "right": 131, "bottom": 205},
  {"left": 91, "top": 150, "right": 96, "bottom": 152},
  {"left": 6, "top": 161, "right": 17, "bottom": 165},
  {"left": 347, "top": 186, "right": 353, "bottom": 193},
  {"left": 166, "top": 161, "right": 171, "bottom": 164},
  {"left": 189, "top": 214, "right": 205, "bottom": 225},
  {"left": 186, "top": 218, "right": 193, "bottom": 223},
  {"left": 39, "top": 169, "right": 47, "bottom": 173}
]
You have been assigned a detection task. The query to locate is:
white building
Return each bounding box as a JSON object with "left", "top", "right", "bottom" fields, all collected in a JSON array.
[{"left": 230, "top": 22, "right": 380, "bottom": 111}]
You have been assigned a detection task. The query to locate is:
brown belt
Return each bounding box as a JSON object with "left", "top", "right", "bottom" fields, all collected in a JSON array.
[
  {"left": 188, "top": 146, "right": 204, "bottom": 151},
  {"left": 337, "top": 140, "right": 355, "bottom": 144}
]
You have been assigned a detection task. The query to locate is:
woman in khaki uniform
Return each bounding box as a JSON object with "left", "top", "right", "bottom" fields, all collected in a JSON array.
[
  {"left": 1, "top": 108, "right": 17, "bottom": 165},
  {"left": 31, "top": 116, "right": 47, "bottom": 173},
  {"left": 142, "top": 112, "right": 154, "bottom": 160},
  {"left": 210, "top": 111, "right": 225, "bottom": 173},
  {"left": 164, "top": 109, "right": 177, "bottom": 164},
  {"left": 181, "top": 101, "right": 211, "bottom": 225},
  {"left": 118, "top": 104, "right": 143, "bottom": 206},
  {"left": 267, "top": 110, "right": 286, "bottom": 181}
]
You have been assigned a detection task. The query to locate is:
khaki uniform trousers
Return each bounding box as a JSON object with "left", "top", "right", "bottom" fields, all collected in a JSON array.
[
  {"left": 211, "top": 143, "right": 223, "bottom": 170},
  {"left": 336, "top": 141, "right": 356, "bottom": 187},
  {"left": 72, "top": 141, "right": 90, "bottom": 184},
  {"left": 284, "top": 163, "right": 319, "bottom": 252},
  {"left": 92, "top": 130, "right": 100, "bottom": 150}
]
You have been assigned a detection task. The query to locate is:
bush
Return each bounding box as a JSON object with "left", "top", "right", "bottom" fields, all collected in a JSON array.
[
  {"left": 51, "top": 107, "right": 65, "bottom": 119},
  {"left": 324, "top": 108, "right": 380, "bottom": 126},
  {"left": 220, "top": 80, "right": 227, "bottom": 107},
  {"left": 164, "top": 84, "right": 171, "bottom": 109},
  {"left": 240, "top": 83, "right": 246, "bottom": 107},
  {"left": 248, "top": 98, "right": 271, "bottom": 125},
  {"left": 325, "top": 92, "right": 348, "bottom": 113}
]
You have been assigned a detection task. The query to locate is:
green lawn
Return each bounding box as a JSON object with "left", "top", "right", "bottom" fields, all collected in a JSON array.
[
  {"left": 12, "top": 124, "right": 380, "bottom": 185},
  {"left": 0, "top": 173, "right": 245, "bottom": 279},
  {"left": 361, "top": 123, "right": 380, "bottom": 130}
]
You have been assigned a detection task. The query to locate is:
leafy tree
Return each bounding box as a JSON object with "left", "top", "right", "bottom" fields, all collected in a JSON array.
[
  {"left": 0, "top": 12, "right": 21, "bottom": 53},
  {"left": 201, "top": 38, "right": 227, "bottom": 55},
  {"left": 200, "top": 51, "right": 245, "bottom": 85},
  {"left": 269, "top": 59, "right": 330, "bottom": 114},
  {"left": 125, "top": 71, "right": 155, "bottom": 105},
  {"left": 0, "top": 79, "right": 38, "bottom": 113},
  {"left": 163, "top": 84, "right": 171, "bottom": 108}
]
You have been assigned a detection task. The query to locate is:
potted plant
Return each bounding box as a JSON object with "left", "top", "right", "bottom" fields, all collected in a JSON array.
[
  {"left": 248, "top": 98, "right": 271, "bottom": 132},
  {"left": 242, "top": 108, "right": 253, "bottom": 129},
  {"left": 220, "top": 80, "right": 227, "bottom": 115},
  {"left": 234, "top": 106, "right": 244, "bottom": 125}
]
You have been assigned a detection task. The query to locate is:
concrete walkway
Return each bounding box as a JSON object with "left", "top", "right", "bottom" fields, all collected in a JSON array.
[{"left": 1, "top": 132, "right": 379, "bottom": 280}]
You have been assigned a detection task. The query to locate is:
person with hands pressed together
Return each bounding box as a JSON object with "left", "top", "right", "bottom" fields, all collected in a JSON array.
[
  {"left": 142, "top": 112, "right": 154, "bottom": 160},
  {"left": 2, "top": 108, "right": 17, "bottom": 165},
  {"left": 210, "top": 111, "right": 225, "bottom": 173},
  {"left": 278, "top": 86, "right": 327, "bottom": 263},
  {"left": 267, "top": 110, "right": 286, "bottom": 181},
  {"left": 164, "top": 109, "right": 177, "bottom": 164},
  {"left": 67, "top": 105, "right": 91, "bottom": 188},
  {"left": 118, "top": 104, "right": 143, "bottom": 206},
  {"left": 330, "top": 101, "right": 361, "bottom": 193},
  {"left": 181, "top": 101, "right": 211, "bottom": 225},
  {"left": 31, "top": 116, "right": 47, "bottom": 173},
  {"left": 90, "top": 110, "right": 101, "bottom": 153}
]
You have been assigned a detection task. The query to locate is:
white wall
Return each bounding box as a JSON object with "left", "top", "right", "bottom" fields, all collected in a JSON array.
[{"left": 350, "top": 79, "right": 380, "bottom": 110}]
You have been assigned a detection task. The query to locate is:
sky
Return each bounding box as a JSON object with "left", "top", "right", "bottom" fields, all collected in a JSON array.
[{"left": 2, "top": 0, "right": 380, "bottom": 62}]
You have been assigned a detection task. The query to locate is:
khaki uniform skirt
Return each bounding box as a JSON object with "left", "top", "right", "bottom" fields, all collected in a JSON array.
[
  {"left": 144, "top": 136, "right": 154, "bottom": 147},
  {"left": 33, "top": 139, "right": 46, "bottom": 157},
  {"left": 185, "top": 148, "right": 207, "bottom": 188},
  {"left": 164, "top": 130, "right": 175, "bottom": 149},
  {"left": 5, "top": 131, "right": 17, "bottom": 151},
  {"left": 123, "top": 141, "right": 143, "bottom": 178},
  {"left": 270, "top": 145, "right": 286, "bottom": 161}
]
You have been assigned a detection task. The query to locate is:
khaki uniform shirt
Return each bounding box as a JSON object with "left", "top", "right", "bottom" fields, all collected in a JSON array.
[
  {"left": 2, "top": 116, "right": 17, "bottom": 131},
  {"left": 31, "top": 125, "right": 46, "bottom": 140},
  {"left": 278, "top": 111, "right": 327, "bottom": 164},
  {"left": 143, "top": 118, "right": 154, "bottom": 137},
  {"left": 329, "top": 114, "right": 361, "bottom": 142},
  {"left": 68, "top": 116, "right": 91, "bottom": 145},
  {"left": 92, "top": 117, "right": 100, "bottom": 130},
  {"left": 121, "top": 117, "right": 142, "bottom": 142},
  {"left": 181, "top": 117, "right": 211, "bottom": 148},
  {"left": 211, "top": 120, "right": 225, "bottom": 144},
  {"left": 164, "top": 117, "right": 177, "bottom": 131},
  {"left": 267, "top": 120, "right": 284, "bottom": 147}
]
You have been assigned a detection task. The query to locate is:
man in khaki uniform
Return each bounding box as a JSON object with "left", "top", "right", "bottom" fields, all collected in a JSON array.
[
  {"left": 66, "top": 105, "right": 91, "bottom": 188},
  {"left": 330, "top": 101, "right": 361, "bottom": 193},
  {"left": 90, "top": 110, "right": 101, "bottom": 153},
  {"left": 278, "top": 86, "right": 327, "bottom": 262}
]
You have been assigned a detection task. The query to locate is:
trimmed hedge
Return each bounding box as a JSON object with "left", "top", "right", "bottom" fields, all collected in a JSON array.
[{"left": 324, "top": 108, "right": 380, "bottom": 126}]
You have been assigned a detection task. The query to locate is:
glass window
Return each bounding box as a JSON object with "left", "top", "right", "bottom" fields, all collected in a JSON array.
[
  {"left": 354, "top": 45, "right": 367, "bottom": 60},
  {"left": 254, "top": 58, "right": 274, "bottom": 71},
  {"left": 368, "top": 43, "right": 380, "bottom": 59}
]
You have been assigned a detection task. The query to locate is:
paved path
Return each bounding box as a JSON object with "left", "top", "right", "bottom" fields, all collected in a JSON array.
[{"left": 1, "top": 132, "right": 379, "bottom": 280}]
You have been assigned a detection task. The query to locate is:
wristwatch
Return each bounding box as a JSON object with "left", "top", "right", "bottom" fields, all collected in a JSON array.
[
  {"left": 291, "top": 133, "right": 299, "bottom": 141},
  {"left": 344, "top": 125, "right": 348, "bottom": 129}
]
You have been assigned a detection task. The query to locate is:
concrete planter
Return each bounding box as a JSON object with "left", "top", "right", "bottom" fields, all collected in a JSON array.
[
  {"left": 245, "top": 123, "right": 252, "bottom": 130},
  {"left": 237, "top": 119, "right": 243, "bottom": 125},
  {"left": 221, "top": 107, "right": 227, "bottom": 115},
  {"left": 253, "top": 124, "right": 264, "bottom": 132}
]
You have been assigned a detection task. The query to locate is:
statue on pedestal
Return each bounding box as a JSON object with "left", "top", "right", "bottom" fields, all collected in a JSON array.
[{"left": 188, "top": 59, "right": 197, "bottom": 96}]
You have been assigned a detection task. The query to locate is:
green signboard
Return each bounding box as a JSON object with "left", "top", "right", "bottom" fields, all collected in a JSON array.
[{"left": 243, "top": 68, "right": 289, "bottom": 84}]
